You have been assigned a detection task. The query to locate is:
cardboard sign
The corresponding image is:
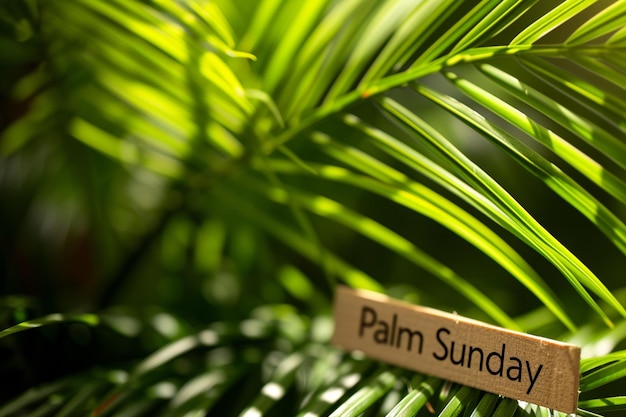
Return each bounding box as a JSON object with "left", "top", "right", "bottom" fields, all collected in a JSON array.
[{"left": 332, "top": 286, "right": 580, "bottom": 413}]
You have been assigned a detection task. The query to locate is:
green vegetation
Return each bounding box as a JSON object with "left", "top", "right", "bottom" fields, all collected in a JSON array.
[{"left": 1, "top": 0, "right": 626, "bottom": 415}]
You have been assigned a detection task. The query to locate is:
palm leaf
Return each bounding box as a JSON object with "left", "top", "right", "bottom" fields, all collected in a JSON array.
[{"left": 2, "top": 0, "right": 626, "bottom": 416}]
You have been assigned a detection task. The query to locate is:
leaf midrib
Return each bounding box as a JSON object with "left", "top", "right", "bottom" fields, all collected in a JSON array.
[{"left": 263, "top": 43, "right": 626, "bottom": 154}]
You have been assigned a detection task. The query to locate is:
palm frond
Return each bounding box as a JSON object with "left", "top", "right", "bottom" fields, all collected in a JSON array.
[{"left": 2, "top": 0, "right": 626, "bottom": 415}]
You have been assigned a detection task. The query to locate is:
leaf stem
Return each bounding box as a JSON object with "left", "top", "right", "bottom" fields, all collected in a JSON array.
[{"left": 265, "top": 44, "right": 625, "bottom": 153}]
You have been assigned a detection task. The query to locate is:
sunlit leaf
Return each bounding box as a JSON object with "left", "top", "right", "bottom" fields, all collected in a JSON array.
[
  {"left": 3, "top": 1, "right": 626, "bottom": 416},
  {"left": 510, "top": 0, "right": 595, "bottom": 45},
  {"left": 328, "top": 368, "right": 402, "bottom": 417},
  {"left": 578, "top": 396, "right": 626, "bottom": 412},
  {"left": 567, "top": 0, "right": 626, "bottom": 45},
  {"left": 0, "top": 313, "right": 99, "bottom": 339}
]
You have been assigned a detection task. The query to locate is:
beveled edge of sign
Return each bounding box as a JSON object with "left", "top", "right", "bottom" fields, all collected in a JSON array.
[{"left": 332, "top": 286, "right": 582, "bottom": 413}]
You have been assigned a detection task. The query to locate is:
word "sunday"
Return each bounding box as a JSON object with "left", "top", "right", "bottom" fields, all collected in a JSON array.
[{"left": 359, "top": 306, "right": 544, "bottom": 395}]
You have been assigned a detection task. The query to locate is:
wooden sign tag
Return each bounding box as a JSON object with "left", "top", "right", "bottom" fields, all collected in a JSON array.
[{"left": 332, "top": 286, "right": 580, "bottom": 413}]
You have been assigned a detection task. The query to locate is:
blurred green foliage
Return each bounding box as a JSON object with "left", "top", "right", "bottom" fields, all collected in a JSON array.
[{"left": 1, "top": 0, "right": 626, "bottom": 416}]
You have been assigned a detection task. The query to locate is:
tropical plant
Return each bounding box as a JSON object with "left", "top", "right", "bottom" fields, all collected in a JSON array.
[{"left": 2, "top": 0, "right": 626, "bottom": 416}]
